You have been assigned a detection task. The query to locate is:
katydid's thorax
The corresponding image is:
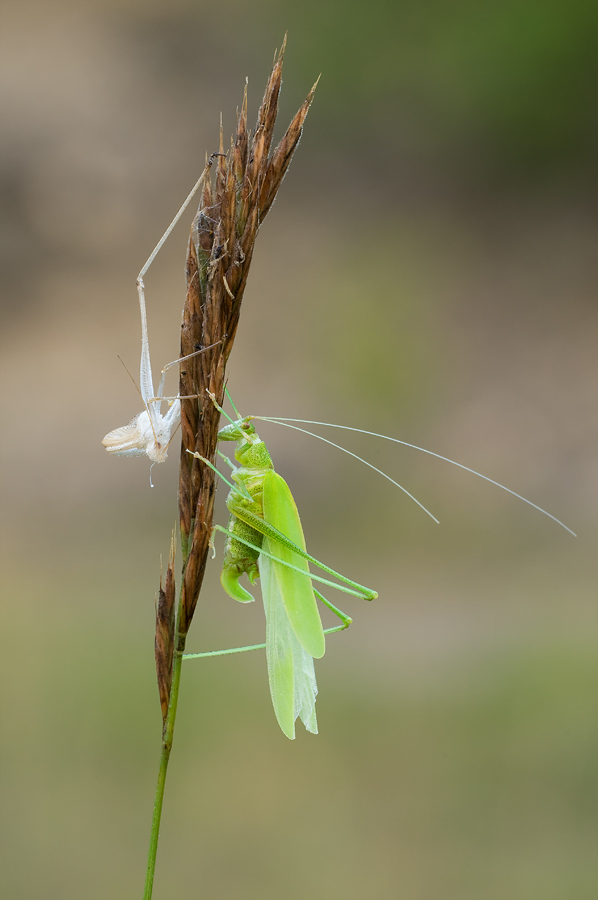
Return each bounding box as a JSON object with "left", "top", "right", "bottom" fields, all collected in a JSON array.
[
  {"left": 233, "top": 437, "right": 272, "bottom": 469},
  {"left": 228, "top": 466, "right": 269, "bottom": 517},
  {"left": 221, "top": 428, "right": 274, "bottom": 519}
]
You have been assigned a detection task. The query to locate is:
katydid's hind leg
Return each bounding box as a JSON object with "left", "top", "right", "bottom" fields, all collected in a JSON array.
[
  {"left": 182, "top": 594, "right": 353, "bottom": 662},
  {"left": 313, "top": 589, "right": 353, "bottom": 630},
  {"left": 183, "top": 640, "right": 268, "bottom": 660},
  {"left": 218, "top": 509, "right": 377, "bottom": 600},
  {"left": 214, "top": 524, "right": 373, "bottom": 601}
]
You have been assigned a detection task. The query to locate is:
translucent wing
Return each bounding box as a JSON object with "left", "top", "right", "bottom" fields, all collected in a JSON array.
[
  {"left": 262, "top": 470, "right": 325, "bottom": 660},
  {"left": 261, "top": 540, "right": 318, "bottom": 739}
]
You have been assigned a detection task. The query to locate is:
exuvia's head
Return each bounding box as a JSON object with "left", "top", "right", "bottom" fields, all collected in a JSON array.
[
  {"left": 139, "top": 411, "right": 173, "bottom": 463},
  {"left": 146, "top": 439, "right": 170, "bottom": 463}
]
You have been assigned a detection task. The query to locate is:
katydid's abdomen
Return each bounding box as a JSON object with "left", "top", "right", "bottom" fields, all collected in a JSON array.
[
  {"left": 220, "top": 517, "right": 262, "bottom": 602},
  {"left": 220, "top": 466, "right": 266, "bottom": 603}
]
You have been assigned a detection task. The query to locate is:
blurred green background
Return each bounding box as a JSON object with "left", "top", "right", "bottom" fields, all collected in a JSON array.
[{"left": 1, "top": 1, "right": 597, "bottom": 898}]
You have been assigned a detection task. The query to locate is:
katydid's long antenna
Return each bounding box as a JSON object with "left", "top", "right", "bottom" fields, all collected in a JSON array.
[
  {"left": 256, "top": 418, "right": 440, "bottom": 524},
  {"left": 258, "top": 417, "right": 576, "bottom": 536}
]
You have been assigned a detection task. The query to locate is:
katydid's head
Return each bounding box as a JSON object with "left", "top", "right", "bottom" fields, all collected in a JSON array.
[
  {"left": 218, "top": 417, "right": 256, "bottom": 442},
  {"left": 218, "top": 418, "right": 273, "bottom": 468}
]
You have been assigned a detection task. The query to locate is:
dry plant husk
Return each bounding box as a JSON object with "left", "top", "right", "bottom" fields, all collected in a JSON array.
[
  {"left": 155, "top": 534, "right": 176, "bottom": 723},
  {"left": 154, "top": 38, "right": 317, "bottom": 720}
]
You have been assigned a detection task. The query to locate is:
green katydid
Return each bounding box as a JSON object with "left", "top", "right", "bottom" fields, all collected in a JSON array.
[
  {"left": 184, "top": 392, "right": 575, "bottom": 739},
  {"left": 185, "top": 393, "right": 376, "bottom": 739}
]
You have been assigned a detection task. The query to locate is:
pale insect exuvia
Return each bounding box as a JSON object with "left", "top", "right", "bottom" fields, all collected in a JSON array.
[{"left": 102, "top": 161, "right": 219, "bottom": 465}]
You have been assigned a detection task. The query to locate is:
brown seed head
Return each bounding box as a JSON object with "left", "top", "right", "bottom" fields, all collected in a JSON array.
[
  {"left": 155, "top": 533, "right": 176, "bottom": 725},
  {"left": 176, "top": 38, "right": 317, "bottom": 637}
]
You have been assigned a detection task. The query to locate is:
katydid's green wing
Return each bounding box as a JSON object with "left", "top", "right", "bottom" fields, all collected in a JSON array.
[
  {"left": 261, "top": 540, "right": 318, "bottom": 739},
  {"left": 262, "top": 470, "right": 326, "bottom": 659}
]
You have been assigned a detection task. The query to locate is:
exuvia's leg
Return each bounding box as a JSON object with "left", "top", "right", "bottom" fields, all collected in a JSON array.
[
  {"left": 148, "top": 394, "right": 203, "bottom": 403},
  {"left": 137, "top": 274, "right": 155, "bottom": 417},
  {"left": 162, "top": 400, "right": 181, "bottom": 435},
  {"left": 135, "top": 160, "right": 214, "bottom": 416},
  {"left": 137, "top": 162, "right": 213, "bottom": 285},
  {"left": 155, "top": 341, "right": 222, "bottom": 400}
]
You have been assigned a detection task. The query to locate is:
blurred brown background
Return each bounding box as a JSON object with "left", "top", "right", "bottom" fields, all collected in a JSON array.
[{"left": 1, "top": 1, "right": 597, "bottom": 898}]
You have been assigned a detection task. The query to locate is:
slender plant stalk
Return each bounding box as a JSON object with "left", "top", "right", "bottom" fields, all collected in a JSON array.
[
  {"left": 142, "top": 39, "right": 317, "bottom": 899},
  {"left": 143, "top": 632, "right": 185, "bottom": 900}
]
